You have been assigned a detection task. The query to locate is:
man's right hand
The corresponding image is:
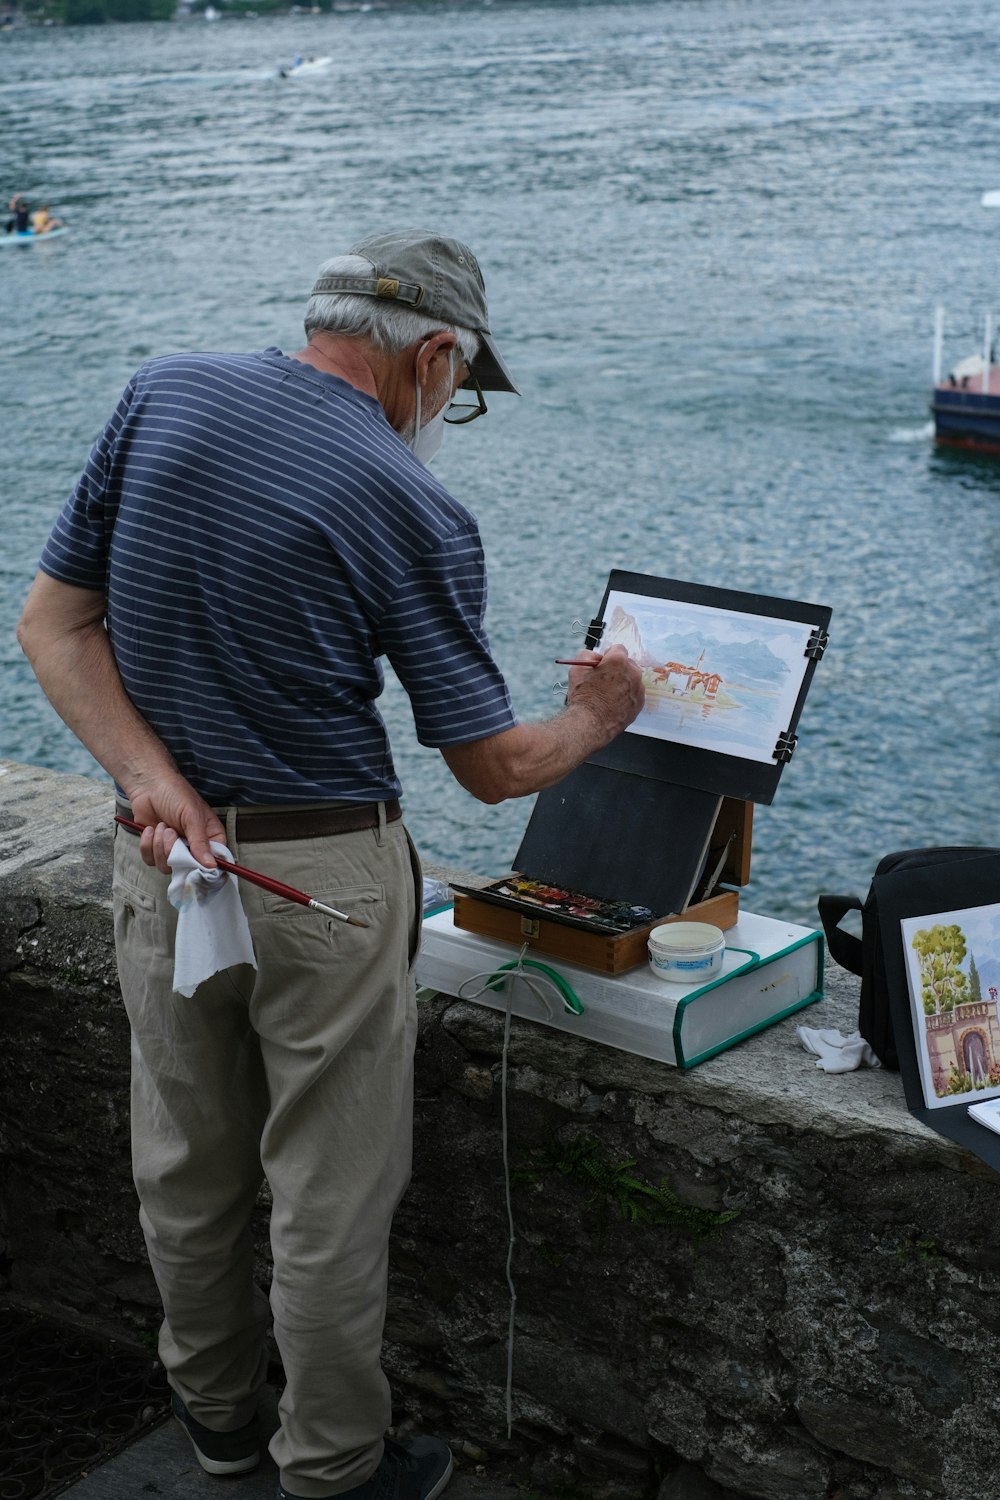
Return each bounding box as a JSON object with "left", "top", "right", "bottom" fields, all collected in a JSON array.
[{"left": 565, "top": 644, "right": 645, "bottom": 740}]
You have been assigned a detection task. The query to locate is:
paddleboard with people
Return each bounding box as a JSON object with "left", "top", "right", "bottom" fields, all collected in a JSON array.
[
  {"left": 1, "top": 225, "right": 69, "bottom": 246},
  {"left": 4, "top": 194, "right": 67, "bottom": 244}
]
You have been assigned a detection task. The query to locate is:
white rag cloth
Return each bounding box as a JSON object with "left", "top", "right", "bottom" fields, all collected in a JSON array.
[
  {"left": 422, "top": 876, "right": 452, "bottom": 913},
  {"left": 797, "top": 1025, "right": 881, "bottom": 1073},
  {"left": 166, "top": 838, "right": 257, "bottom": 998}
]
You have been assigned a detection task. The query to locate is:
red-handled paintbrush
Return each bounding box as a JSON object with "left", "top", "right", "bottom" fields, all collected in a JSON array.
[{"left": 114, "top": 815, "right": 370, "bottom": 928}]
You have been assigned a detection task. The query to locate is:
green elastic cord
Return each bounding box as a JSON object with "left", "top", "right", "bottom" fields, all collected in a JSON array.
[
  {"left": 486, "top": 959, "right": 585, "bottom": 1016},
  {"left": 723, "top": 945, "right": 761, "bottom": 967}
]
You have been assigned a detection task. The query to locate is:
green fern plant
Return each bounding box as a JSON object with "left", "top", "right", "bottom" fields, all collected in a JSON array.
[
  {"left": 897, "top": 1236, "right": 944, "bottom": 1263},
  {"left": 515, "top": 1134, "right": 738, "bottom": 1243}
]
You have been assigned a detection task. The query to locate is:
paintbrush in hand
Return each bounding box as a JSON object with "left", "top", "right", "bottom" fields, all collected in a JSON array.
[{"left": 114, "top": 815, "right": 369, "bottom": 928}]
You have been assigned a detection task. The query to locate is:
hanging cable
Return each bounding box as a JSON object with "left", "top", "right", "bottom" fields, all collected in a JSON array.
[
  {"left": 500, "top": 979, "right": 516, "bottom": 1437},
  {"left": 456, "top": 945, "right": 584, "bottom": 1436}
]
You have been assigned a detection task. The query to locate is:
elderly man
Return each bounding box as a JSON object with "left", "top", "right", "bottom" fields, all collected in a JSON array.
[{"left": 17, "top": 229, "right": 643, "bottom": 1500}]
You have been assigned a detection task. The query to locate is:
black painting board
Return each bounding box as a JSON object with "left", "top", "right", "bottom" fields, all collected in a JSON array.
[
  {"left": 449, "top": 766, "right": 722, "bottom": 935},
  {"left": 586, "top": 570, "right": 832, "bottom": 804},
  {"left": 875, "top": 854, "right": 1000, "bottom": 1175},
  {"left": 512, "top": 761, "right": 722, "bottom": 917}
]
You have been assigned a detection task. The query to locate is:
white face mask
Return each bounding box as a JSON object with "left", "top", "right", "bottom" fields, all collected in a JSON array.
[{"left": 409, "top": 345, "right": 454, "bottom": 466}]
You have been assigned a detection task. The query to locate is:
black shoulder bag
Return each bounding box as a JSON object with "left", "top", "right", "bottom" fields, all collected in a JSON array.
[{"left": 819, "top": 847, "right": 1000, "bottom": 1072}]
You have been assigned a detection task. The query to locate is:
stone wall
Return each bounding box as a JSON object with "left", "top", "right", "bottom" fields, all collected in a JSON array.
[{"left": 2, "top": 760, "right": 999, "bottom": 1500}]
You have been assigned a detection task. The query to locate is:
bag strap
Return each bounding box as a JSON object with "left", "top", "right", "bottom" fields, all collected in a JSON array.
[{"left": 817, "top": 894, "right": 864, "bottom": 976}]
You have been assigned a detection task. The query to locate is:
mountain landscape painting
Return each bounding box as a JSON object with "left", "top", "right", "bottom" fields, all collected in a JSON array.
[{"left": 598, "top": 590, "right": 815, "bottom": 763}]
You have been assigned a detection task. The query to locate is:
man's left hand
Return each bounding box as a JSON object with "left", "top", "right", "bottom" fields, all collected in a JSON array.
[{"left": 126, "top": 772, "right": 227, "bottom": 872}]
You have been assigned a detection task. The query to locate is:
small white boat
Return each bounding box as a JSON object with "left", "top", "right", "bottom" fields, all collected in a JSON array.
[
  {"left": 278, "top": 55, "right": 332, "bottom": 77},
  {"left": 0, "top": 226, "right": 69, "bottom": 247}
]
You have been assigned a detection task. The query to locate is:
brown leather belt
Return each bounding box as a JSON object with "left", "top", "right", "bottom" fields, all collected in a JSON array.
[{"left": 116, "top": 799, "right": 402, "bottom": 842}]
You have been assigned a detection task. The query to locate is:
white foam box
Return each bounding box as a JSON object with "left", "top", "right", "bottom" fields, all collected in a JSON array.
[{"left": 417, "top": 908, "right": 824, "bottom": 1068}]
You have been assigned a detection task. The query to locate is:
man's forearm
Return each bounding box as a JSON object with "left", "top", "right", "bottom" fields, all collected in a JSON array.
[
  {"left": 440, "top": 647, "right": 646, "bottom": 803},
  {"left": 18, "top": 572, "right": 227, "bottom": 869},
  {"left": 17, "top": 572, "right": 178, "bottom": 791},
  {"left": 440, "top": 705, "right": 615, "bottom": 803}
]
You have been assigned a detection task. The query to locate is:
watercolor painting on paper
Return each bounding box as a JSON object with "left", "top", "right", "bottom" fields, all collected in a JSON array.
[
  {"left": 900, "top": 901, "right": 1000, "bottom": 1109},
  {"left": 597, "top": 589, "right": 814, "bottom": 764}
]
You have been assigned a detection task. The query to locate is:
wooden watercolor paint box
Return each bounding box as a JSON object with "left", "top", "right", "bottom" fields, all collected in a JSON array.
[{"left": 451, "top": 797, "right": 752, "bottom": 977}]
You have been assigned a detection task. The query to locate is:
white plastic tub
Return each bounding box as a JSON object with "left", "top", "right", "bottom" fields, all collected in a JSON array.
[{"left": 647, "top": 921, "right": 725, "bottom": 983}]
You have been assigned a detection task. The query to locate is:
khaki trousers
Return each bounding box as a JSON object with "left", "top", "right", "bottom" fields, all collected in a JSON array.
[{"left": 112, "top": 810, "right": 421, "bottom": 1498}]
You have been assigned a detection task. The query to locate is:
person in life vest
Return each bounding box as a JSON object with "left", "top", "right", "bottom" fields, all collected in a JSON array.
[{"left": 30, "top": 204, "right": 63, "bottom": 234}]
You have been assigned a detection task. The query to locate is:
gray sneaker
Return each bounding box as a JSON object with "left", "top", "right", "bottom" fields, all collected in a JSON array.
[
  {"left": 277, "top": 1435, "right": 453, "bottom": 1500},
  {"left": 170, "top": 1390, "right": 260, "bottom": 1475}
]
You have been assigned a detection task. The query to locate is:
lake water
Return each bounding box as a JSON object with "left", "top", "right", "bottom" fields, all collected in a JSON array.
[{"left": 3, "top": 0, "right": 999, "bottom": 925}]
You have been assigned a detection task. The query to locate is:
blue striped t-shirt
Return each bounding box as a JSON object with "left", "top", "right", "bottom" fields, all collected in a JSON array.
[{"left": 39, "top": 348, "right": 517, "bottom": 804}]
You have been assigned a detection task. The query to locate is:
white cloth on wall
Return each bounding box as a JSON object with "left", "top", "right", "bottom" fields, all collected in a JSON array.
[
  {"left": 797, "top": 1025, "right": 881, "bottom": 1073},
  {"left": 166, "top": 838, "right": 257, "bottom": 997},
  {"left": 422, "top": 877, "right": 452, "bottom": 913}
]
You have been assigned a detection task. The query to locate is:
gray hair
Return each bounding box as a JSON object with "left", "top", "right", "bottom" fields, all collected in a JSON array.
[{"left": 305, "top": 254, "right": 481, "bottom": 367}]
